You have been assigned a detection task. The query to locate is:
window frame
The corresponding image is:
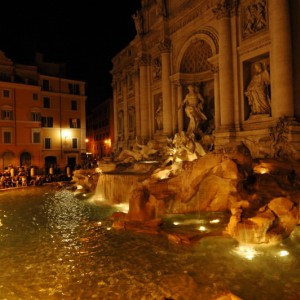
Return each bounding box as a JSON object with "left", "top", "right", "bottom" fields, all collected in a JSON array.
[
  {"left": 72, "top": 138, "right": 78, "bottom": 149},
  {"left": 71, "top": 100, "right": 78, "bottom": 111},
  {"left": 3, "top": 131, "right": 12, "bottom": 144},
  {"left": 43, "top": 97, "right": 50, "bottom": 108},
  {"left": 44, "top": 138, "right": 51, "bottom": 149},
  {"left": 32, "top": 130, "right": 41, "bottom": 144},
  {"left": 2, "top": 89, "right": 10, "bottom": 98}
]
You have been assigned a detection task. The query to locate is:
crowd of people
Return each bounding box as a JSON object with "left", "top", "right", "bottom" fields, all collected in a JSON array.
[{"left": 0, "top": 168, "right": 72, "bottom": 190}]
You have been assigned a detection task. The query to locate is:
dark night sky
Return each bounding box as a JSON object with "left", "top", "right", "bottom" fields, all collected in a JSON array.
[{"left": 0, "top": 1, "right": 141, "bottom": 112}]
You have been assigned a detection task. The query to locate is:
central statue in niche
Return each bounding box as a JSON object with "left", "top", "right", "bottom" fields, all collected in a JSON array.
[{"left": 178, "top": 84, "right": 207, "bottom": 136}]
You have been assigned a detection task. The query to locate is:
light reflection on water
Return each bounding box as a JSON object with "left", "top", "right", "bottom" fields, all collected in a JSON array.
[{"left": 0, "top": 186, "right": 300, "bottom": 300}]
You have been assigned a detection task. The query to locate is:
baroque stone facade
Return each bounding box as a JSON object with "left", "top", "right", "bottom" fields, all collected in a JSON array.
[{"left": 111, "top": 0, "right": 300, "bottom": 158}]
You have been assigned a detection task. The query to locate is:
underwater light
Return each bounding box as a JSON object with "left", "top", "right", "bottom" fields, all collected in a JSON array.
[
  {"left": 209, "top": 219, "right": 220, "bottom": 224},
  {"left": 113, "top": 203, "right": 129, "bottom": 213},
  {"left": 279, "top": 250, "right": 289, "bottom": 257},
  {"left": 198, "top": 226, "right": 206, "bottom": 231}
]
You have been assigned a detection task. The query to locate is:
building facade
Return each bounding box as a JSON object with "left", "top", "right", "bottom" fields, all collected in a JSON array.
[
  {"left": 111, "top": 0, "right": 300, "bottom": 157},
  {"left": 0, "top": 51, "right": 87, "bottom": 173},
  {"left": 86, "top": 98, "right": 114, "bottom": 161}
]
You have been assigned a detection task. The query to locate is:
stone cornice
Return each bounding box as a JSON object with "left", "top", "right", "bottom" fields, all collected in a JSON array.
[
  {"left": 169, "top": 2, "right": 215, "bottom": 35},
  {"left": 237, "top": 36, "right": 270, "bottom": 56}
]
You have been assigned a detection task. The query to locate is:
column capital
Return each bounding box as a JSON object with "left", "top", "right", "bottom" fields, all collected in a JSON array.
[
  {"left": 210, "top": 65, "right": 219, "bottom": 74},
  {"left": 212, "top": 0, "right": 238, "bottom": 19},
  {"left": 159, "top": 38, "right": 171, "bottom": 53},
  {"left": 172, "top": 79, "right": 184, "bottom": 87},
  {"left": 138, "top": 54, "right": 151, "bottom": 66}
]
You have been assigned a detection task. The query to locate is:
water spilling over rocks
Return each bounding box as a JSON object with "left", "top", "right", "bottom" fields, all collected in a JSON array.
[{"left": 73, "top": 132, "right": 300, "bottom": 246}]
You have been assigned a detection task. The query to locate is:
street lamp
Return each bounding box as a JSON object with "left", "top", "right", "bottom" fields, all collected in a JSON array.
[{"left": 62, "top": 130, "right": 70, "bottom": 146}]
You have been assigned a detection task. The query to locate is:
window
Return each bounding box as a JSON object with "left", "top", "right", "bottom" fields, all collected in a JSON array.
[
  {"left": 44, "top": 138, "right": 51, "bottom": 149},
  {"left": 42, "top": 80, "right": 50, "bottom": 91},
  {"left": 68, "top": 83, "right": 80, "bottom": 95},
  {"left": 43, "top": 97, "right": 50, "bottom": 108},
  {"left": 32, "top": 131, "right": 41, "bottom": 143},
  {"left": 1, "top": 110, "right": 13, "bottom": 120},
  {"left": 33, "top": 93, "right": 38, "bottom": 101},
  {"left": 71, "top": 100, "right": 77, "bottom": 110},
  {"left": 72, "top": 138, "right": 78, "bottom": 149},
  {"left": 41, "top": 116, "right": 53, "bottom": 127},
  {"left": 3, "top": 90, "right": 10, "bottom": 98},
  {"left": 69, "top": 118, "right": 80, "bottom": 128},
  {"left": 3, "top": 131, "right": 11, "bottom": 143},
  {"left": 31, "top": 112, "right": 41, "bottom": 121}
]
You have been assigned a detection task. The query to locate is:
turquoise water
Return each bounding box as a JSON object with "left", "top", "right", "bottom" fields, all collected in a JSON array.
[{"left": 0, "top": 186, "right": 300, "bottom": 300}]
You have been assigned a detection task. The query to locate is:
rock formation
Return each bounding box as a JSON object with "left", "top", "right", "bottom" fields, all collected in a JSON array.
[{"left": 82, "top": 131, "right": 300, "bottom": 245}]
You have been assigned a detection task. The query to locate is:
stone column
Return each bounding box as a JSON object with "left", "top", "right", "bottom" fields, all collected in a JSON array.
[
  {"left": 176, "top": 82, "right": 183, "bottom": 132},
  {"left": 122, "top": 75, "right": 128, "bottom": 142},
  {"left": 291, "top": 0, "right": 300, "bottom": 117},
  {"left": 213, "top": 67, "right": 220, "bottom": 130},
  {"left": 139, "top": 55, "right": 150, "bottom": 140},
  {"left": 134, "top": 65, "right": 141, "bottom": 138},
  {"left": 213, "top": 1, "right": 235, "bottom": 130},
  {"left": 269, "top": 0, "right": 294, "bottom": 117},
  {"left": 160, "top": 39, "right": 172, "bottom": 136},
  {"left": 171, "top": 83, "right": 177, "bottom": 133},
  {"left": 112, "top": 81, "right": 118, "bottom": 150}
]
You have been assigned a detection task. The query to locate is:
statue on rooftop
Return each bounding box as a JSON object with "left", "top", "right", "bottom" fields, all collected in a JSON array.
[{"left": 132, "top": 10, "right": 144, "bottom": 35}]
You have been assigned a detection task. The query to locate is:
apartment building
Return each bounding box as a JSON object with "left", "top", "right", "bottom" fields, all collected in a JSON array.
[
  {"left": 86, "top": 98, "right": 114, "bottom": 161},
  {"left": 0, "top": 51, "right": 87, "bottom": 173}
]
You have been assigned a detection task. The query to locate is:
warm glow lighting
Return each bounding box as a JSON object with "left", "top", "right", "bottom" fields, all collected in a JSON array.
[
  {"left": 198, "top": 226, "right": 206, "bottom": 231},
  {"left": 158, "top": 170, "right": 171, "bottom": 179},
  {"left": 95, "top": 167, "right": 102, "bottom": 173},
  {"left": 85, "top": 138, "right": 89, "bottom": 143},
  {"left": 104, "top": 139, "right": 111, "bottom": 146},
  {"left": 62, "top": 130, "right": 71, "bottom": 139},
  {"left": 209, "top": 219, "right": 220, "bottom": 224},
  {"left": 253, "top": 165, "right": 269, "bottom": 174},
  {"left": 180, "top": 219, "right": 206, "bottom": 225},
  {"left": 279, "top": 250, "right": 289, "bottom": 257},
  {"left": 259, "top": 168, "right": 268, "bottom": 174},
  {"left": 172, "top": 219, "right": 206, "bottom": 226},
  {"left": 234, "top": 245, "right": 260, "bottom": 260},
  {"left": 113, "top": 203, "right": 129, "bottom": 213}
]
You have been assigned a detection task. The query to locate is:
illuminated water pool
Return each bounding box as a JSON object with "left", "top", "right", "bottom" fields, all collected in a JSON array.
[{"left": 0, "top": 186, "right": 299, "bottom": 299}]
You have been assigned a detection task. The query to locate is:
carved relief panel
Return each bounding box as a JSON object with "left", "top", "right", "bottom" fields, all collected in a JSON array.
[{"left": 241, "top": 0, "right": 268, "bottom": 39}]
